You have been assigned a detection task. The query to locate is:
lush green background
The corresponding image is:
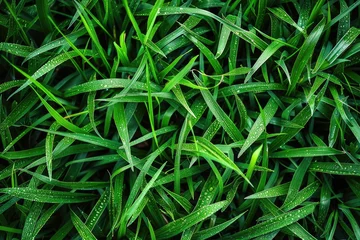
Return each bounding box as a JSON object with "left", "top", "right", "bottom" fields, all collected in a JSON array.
[{"left": 1, "top": 0, "right": 360, "bottom": 239}]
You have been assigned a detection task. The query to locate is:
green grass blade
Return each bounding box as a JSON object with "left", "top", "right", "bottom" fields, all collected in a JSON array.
[{"left": 0, "top": 188, "right": 97, "bottom": 203}]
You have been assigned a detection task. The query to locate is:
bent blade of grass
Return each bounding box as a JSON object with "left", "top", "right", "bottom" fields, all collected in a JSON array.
[
  {"left": 174, "top": 116, "right": 188, "bottom": 194},
  {"left": 172, "top": 85, "right": 195, "bottom": 117},
  {"left": 0, "top": 188, "right": 97, "bottom": 203},
  {"left": 155, "top": 201, "right": 227, "bottom": 239},
  {"left": 186, "top": 33, "right": 222, "bottom": 74},
  {"left": 215, "top": 15, "right": 234, "bottom": 58},
  {"left": 162, "top": 187, "right": 193, "bottom": 213}
]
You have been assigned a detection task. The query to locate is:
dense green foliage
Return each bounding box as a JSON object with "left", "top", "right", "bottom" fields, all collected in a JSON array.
[{"left": 1, "top": 0, "right": 360, "bottom": 239}]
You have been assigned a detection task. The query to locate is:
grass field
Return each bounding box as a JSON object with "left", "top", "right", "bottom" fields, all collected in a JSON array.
[{"left": 1, "top": 0, "right": 360, "bottom": 239}]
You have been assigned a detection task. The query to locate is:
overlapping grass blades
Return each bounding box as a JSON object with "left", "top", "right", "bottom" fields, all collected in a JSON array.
[{"left": 0, "top": 0, "right": 360, "bottom": 239}]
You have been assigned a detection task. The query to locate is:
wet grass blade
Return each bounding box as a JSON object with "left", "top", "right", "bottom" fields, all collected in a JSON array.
[
  {"left": 0, "top": 188, "right": 97, "bottom": 203},
  {"left": 155, "top": 201, "right": 227, "bottom": 239}
]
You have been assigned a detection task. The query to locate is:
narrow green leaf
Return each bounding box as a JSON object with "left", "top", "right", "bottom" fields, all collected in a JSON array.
[{"left": 0, "top": 188, "right": 97, "bottom": 203}]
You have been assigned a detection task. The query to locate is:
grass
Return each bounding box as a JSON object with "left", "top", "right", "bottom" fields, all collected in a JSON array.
[{"left": 0, "top": 0, "right": 360, "bottom": 239}]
